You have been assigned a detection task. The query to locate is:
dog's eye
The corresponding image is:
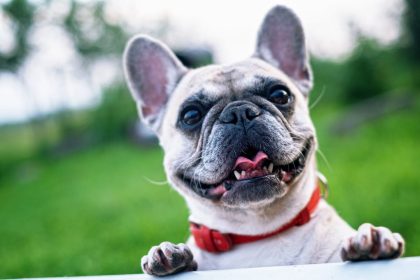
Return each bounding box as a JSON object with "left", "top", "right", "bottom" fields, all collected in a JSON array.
[
  {"left": 268, "top": 85, "right": 292, "bottom": 105},
  {"left": 181, "top": 106, "right": 202, "bottom": 126}
]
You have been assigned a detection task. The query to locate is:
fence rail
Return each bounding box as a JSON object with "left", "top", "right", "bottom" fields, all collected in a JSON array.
[{"left": 21, "top": 257, "right": 420, "bottom": 280}]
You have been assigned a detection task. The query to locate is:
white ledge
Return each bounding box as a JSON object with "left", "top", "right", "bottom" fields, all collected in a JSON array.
[{"left": 21, "top": 257, "right": 420, "bottom": 280}]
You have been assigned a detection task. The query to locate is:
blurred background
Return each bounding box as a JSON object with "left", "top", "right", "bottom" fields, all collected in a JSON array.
[{"left": 0, "top": 0, "right": 419, "bottom": 278}]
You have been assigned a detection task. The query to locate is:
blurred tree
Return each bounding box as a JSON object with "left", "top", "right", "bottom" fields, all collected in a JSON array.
[
  {"left": 90, "top": 84, "right": 136, "bottom": 142},
  {"left": 0, "top": 0, "right": 33, "bottom": 71},
  {"left": 175, "top": 48, "right": 213, "bottom": 68},
  {"left": 0, "top": 0, "right": 51, "bottom": 156},
  {"left": 403, "top": 0, "right": 420, "bottom": 61},
  {"left": 0, "top": 0, "right": 132, "bottom": 155},
  {"left": 63, "top": 1, "right": 127, "bottom": 58},
  {"left": 55, "top": 1, "right": 130, "bottom": 149},
  {"left": 341, "top": 37, "right": 386, "bottom": 104}
]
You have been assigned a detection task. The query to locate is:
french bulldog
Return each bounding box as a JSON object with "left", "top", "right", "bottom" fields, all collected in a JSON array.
[{"left": 123, "top": 5, "right": 405, "bottom": 277}]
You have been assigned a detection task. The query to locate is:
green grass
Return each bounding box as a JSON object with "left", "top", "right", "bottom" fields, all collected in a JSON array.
[
  {"left": 314, "top": 101, "right": 420, "bottom": 256},
  {"left": 0, "top": 144, "right": 188, "bottom": 278},
  {"left": 0, "top": 101, "right": 419, "bottom": 278}
]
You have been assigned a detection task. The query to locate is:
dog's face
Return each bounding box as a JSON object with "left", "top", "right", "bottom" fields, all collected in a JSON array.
[{"left": 124, "top": 6, "right": 316, "bottom": 209}]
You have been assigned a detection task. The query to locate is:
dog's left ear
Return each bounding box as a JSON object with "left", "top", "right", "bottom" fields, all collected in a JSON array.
[
  {"left": 255, "top": 6, "right": 312, "bottom": 95},
  {"left": 123, "top": 35, "right": 187, "bottom": 131}
]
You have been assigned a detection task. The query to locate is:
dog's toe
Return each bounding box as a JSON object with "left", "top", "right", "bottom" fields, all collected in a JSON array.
[
  {"left": 341, "top": 223, "right": 405, "bottom": 262},
  {"left": 141, "top": 242, "right": 197, "bottom": 276}
]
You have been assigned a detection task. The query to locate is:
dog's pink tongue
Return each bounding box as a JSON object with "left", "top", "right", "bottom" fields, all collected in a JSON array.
[{"left": 234, "top": 151, "right": 268, "bottom": 171}]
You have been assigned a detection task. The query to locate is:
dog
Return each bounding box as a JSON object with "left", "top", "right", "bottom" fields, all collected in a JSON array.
[{"left": 123, "top": 6, "right": 405, "bottom": 277}]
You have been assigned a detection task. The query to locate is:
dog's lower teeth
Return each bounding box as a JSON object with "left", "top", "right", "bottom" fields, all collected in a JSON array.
[
  {"left": 298, "top": 156, "right": 305, "bottom": 166},
  {"left": 268, "top": 163, "right": 273, "bottom": 173},
  {"left": 241, "top": 171, "right": 246, "bottom": 177},
  {"left": 281, "top": 170, "right": 286, "bottom": 179},
  {"left": 234, "top": 170, "right": 240, "bottom": 180}
]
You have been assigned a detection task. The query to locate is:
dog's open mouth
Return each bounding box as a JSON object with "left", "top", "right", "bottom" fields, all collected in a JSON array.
[{"left": 180, "top": 140, "right": 313, "bottom": 200}]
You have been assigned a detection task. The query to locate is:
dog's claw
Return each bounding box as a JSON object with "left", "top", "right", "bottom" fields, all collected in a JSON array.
[
  {"left": 341, "top": 223, "right": 405, "bottom": 261},
  {"left": 141, "top": 242, "right": 197, "bottom": 276}
]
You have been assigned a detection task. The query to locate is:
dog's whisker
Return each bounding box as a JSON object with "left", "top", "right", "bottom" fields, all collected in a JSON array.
[
  {"left": 290, "top": 130, "right": 308, "bottom": 142},
  {"left": 177, "top": 154, "right": 204, "bottom": 171},
  {"left": 309, "top": 85, "right": 326, "bottom": 110},
  {"left": 290, "top": 145, "right": 303, "bottom": 170},
  {"left": 144, "top": 177, "right": 170, "bottom": 186},
  {"left": 316, "top": 148, "right": 332, "bottom": 173}
]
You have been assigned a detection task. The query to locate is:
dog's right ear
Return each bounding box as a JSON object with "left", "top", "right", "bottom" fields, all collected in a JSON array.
[
  {"left": 124, "top": 35, "right": 187, "bottom": 131},
  {"left": 255, "top": 6, "right": 312, "bottom": 95}
]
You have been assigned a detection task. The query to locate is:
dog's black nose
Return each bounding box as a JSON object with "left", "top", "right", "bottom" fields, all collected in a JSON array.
[{"left": 219, "top": 102, "right": 261, "bottom": 125}]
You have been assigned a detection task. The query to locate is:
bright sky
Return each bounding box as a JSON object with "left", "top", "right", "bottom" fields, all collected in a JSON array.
[{"left": 0, "top": 0, "right": 403, "bottom": 124}]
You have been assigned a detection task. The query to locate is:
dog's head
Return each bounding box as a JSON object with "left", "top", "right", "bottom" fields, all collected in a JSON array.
[{"left": 124, "top": 6, "right": 316, "bottom": 209}]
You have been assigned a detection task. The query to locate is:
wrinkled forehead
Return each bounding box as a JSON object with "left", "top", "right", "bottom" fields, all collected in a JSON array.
[{"left": 169, "top": 58, "right": 297, "bottom": 108}]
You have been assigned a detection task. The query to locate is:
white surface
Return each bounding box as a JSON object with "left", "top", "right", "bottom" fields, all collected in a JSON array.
[{"left": 20, "top": 257, "right": 420, "bottom": 280}]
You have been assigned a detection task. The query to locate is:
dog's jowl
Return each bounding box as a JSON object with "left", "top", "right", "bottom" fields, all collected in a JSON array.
[{"left": 123, "top": 5, "right": 404, "bottom": 277}]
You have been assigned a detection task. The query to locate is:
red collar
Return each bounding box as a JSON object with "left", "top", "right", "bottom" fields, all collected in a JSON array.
[{"left": 190, "top": 184, "right": 321, "bottom": 253}]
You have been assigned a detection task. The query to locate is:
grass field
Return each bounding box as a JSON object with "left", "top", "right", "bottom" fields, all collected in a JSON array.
[{"left": 0, "top": 100, "right": 419, "bottom": 278}]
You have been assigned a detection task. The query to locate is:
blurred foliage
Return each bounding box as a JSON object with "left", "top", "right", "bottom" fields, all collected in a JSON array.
[
  {"left": 175, "top": 48, "right": 214, "bottom": 68},
  {"left": 63, "top": 1, "right": 127, "bottom": 58},
  {"left": 0, "top": 0, "right": 131, "bottom": 162},
  {"left": 0, "top": 0, "right": 127, "bottom": 69},
  {"left": 311, "top": 38, "right": 420, "bottom": 105},
  {"left": 0, "top": 0, "right": 33, "bottom": 71},
  {"left": 403, "top": 0, "right": 420, "bottom": 61},
  {"left": 310, "top": 0, "right": 420, "bottom": 104},
  {"left": 90, "top": 84, "right": 136, "bottom": 142},
  {"left": 340, "top": 38, "right": 386, "bottom": 103}
]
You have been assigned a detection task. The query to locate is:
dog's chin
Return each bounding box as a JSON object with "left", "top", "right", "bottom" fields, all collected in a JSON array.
[
  {"left": 176, "top": 139, "right": 313, "bottom": 207},
  {"left": 220, "top": 174, "right": 288, "bottom": 207}
]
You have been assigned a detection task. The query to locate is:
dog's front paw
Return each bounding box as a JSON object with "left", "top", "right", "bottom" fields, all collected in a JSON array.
[
  {"left": 141, "top": 242, "right": 197, "bottom": 277},
  {"left": 341, "top": 223, "right": 405, "bottom": 261}
]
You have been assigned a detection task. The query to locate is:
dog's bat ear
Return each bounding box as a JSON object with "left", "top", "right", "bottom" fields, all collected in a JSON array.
[
  {"left": 124, "top": 35, "right": 187, "bottom": 131},
  {"left": 255, "top": 6, "right": 312, "bottom": 95}
]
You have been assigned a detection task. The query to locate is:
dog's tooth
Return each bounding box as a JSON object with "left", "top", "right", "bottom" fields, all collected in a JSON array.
[
  {"left": 263, "top": 166, "right": 268, "bottom": 173},
  {"left": 298, "top": 155, "right": 305, "bottom": 166},
  {"left": 268, "top": 163, "right": 273, "bottom": 173},
  {"left": 280, "top": 170, "right": 286, "bottom": 179},
  {"left": 241, "top": 171, "right": 246, "bottom": 178},
  {"left": 234, "top": 170, "right": 240, "bottom": 180}
]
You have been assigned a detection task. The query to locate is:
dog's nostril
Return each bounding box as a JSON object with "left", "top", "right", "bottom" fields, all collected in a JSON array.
[
  {"left": 222, "top": 112, "right": 238, "bottom": 124},
  {"left": 219, "top": 103, "right": 261, "bottom": 124},
  {"left": 245, "top": 108, "right": 260, "bottom": 120}
]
